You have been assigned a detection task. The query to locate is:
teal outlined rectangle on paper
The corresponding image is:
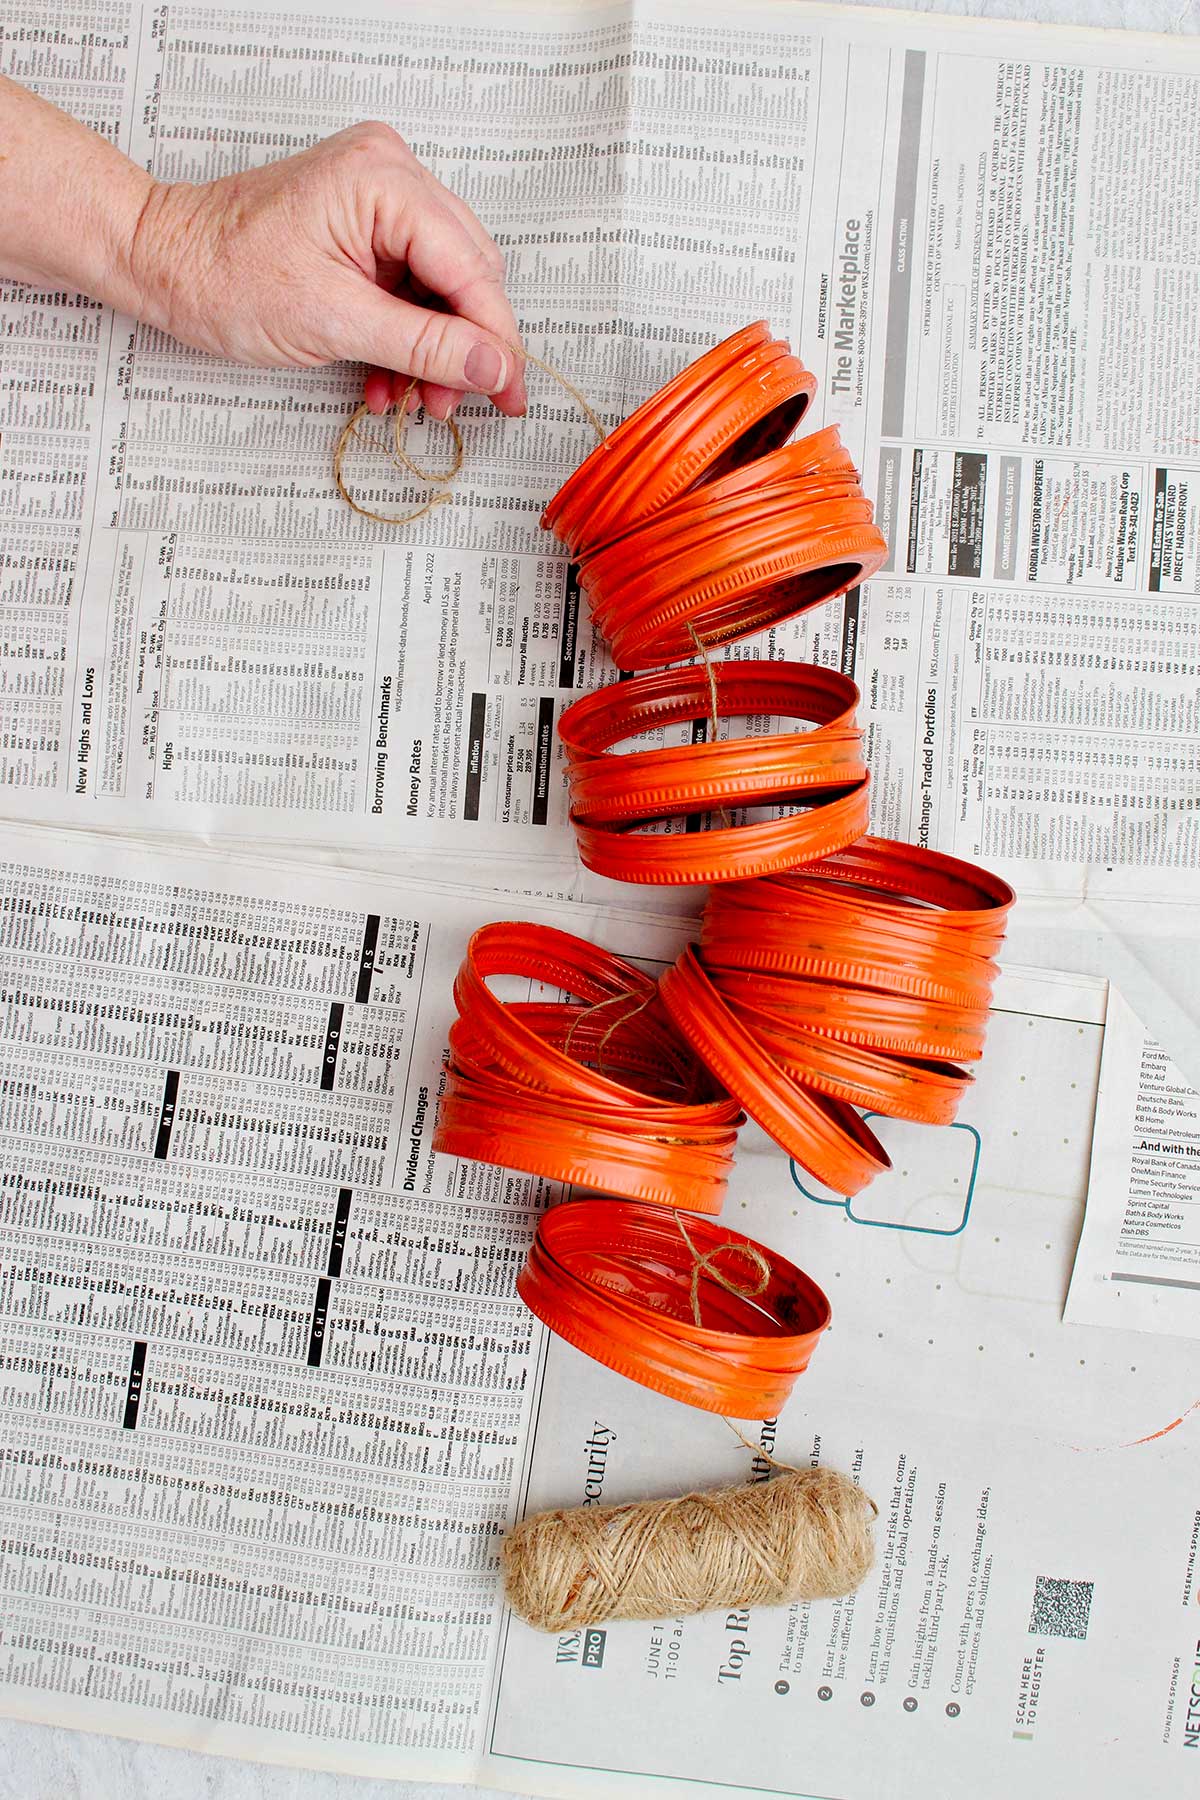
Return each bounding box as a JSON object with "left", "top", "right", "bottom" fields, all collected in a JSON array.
[{"left": 790, "top": 1118, "right": 982, "bottom": 1237}]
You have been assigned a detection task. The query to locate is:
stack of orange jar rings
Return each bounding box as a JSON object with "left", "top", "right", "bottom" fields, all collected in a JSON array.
[
  {"left": 542, "top": 321, "right": 883, "bottom": 671},
  {"left": 660, "top": 839, "right": 1013, "bottom": 1195},
  {"left": 434, "top": 922, "right": 741, "bottom": 1216},
  {"left": 433, "top": 924, "right": 830, "bottom": 1416},
  {"left": 434, "top": 323, "right": 1015, "bottom": 1414},
  {"left": 556, "top": 660, "right": 870, "bottom": 885}
]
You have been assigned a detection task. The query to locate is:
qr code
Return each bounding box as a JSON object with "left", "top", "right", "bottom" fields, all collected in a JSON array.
[{"left": 1029, "top": 1575, "right": 1094, "bottom": 1640}]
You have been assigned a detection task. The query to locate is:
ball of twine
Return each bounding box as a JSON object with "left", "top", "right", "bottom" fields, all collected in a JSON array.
[{"left": 501, "top": 1466, "right": 876, "bottom": 1633}]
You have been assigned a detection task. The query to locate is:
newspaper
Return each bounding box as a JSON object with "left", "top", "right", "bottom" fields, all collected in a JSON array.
[
  {"left": 1065, "top": 982, "right": 1200, "bottom": 1339},
  {"left": 0, "top": 823, "right": 1197, "bottom": 1800},
  {"left": 1, "top": 0, "right": 1198, "bottom": 908}
]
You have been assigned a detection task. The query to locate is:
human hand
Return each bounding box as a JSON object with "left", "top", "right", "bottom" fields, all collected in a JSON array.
[{"left": 129, "top": 121, "right": 525, "bottom": 420}]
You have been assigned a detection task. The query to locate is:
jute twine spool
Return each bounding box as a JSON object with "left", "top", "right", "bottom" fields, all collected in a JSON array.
[{"left": 501, "top": 1465, "right": 876, "bottom": 1632}]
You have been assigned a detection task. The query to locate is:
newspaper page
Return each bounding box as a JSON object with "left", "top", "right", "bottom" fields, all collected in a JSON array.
[
  {"left": 1065, "top": 982, "right": 1200, "bottom": 1339},
  {"left": 0, "top": 825, "right": 693, "bottom": 1783},
  {"left": 0, "top": 825, "right": 1198, "bottom": 1800},
  {"left": 1, "top": 0, "right": 1198, "bottom": 912},
  {"left": 487, "top": 967, "right": 1200, "bottom": 1800}
]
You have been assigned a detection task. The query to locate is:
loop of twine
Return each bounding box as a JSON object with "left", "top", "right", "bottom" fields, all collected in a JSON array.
[
  {"left": 334, "top": 344, "right": 605, "bottom": 527},
  {"left": 673, "top": 1211, "right": 770, "bottom": 1330},
  {"left": 333, "top": 377, "right": 463, "bottom": 526},
  {"left": 669, "top": 1218, "right": 868, "bottom": 1485}
]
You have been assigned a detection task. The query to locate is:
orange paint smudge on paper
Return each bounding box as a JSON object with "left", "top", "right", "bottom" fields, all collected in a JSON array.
[
  {"left": 1069, "top": 1398, "right": 1200, "bottom": 1453},
  {"left": 1124, "top": 1399, "right": 1200, "bottom": 1446}
]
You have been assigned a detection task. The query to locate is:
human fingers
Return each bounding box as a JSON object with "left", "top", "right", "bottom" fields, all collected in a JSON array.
[
  {"left": 329, "top": 279, "right": 512, "bottom": 400},
  {"left": 411, "top": 169, "right": 527, "bottom": 413},
  {"left": 380, "top": 199, "right": 526, "bottom": 417},
  {"left": 364, "top": 366, "right": 393, "bottom": 414},
  {"left": 387, "top": 274, "right": 454, "bottom": 418}
]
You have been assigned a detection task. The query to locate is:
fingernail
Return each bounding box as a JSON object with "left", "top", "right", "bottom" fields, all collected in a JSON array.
[{"left": 464, "top": 343, "right": 506, "bottom": 393}]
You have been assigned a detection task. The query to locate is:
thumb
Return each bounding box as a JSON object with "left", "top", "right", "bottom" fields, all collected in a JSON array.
[{"left": 333, "top": 286, "right": 511, "bottom": 396}]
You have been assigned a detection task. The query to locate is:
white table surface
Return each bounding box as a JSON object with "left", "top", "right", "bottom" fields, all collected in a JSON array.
[{"left": 2, "top": 0, "right": 1195, "bottom": 1793}]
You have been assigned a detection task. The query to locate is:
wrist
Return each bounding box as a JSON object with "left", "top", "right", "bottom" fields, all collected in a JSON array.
[
  {"left": 118, "top": 178, "right": 205, "bottom": 338},
  {"left": 0, "top": 75, "right": 170, "bottom": 316},
  {"left": 92, "top": 164, "right": 161, "bottom": 319}
]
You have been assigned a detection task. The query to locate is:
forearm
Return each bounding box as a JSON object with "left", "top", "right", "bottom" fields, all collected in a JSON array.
[{"left": 0, "top": 73, "right": 156, "bottom": 315}]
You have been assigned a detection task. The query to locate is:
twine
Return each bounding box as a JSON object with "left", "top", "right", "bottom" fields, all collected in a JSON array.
[
  {"left": 670, "top": 1217, "right": 813, "bottom": 1466},
  {"left": 559, "top": 987, "right": 705, "bottom": 1107},
  {"left": 506, "top": 1220, "right": 876, "bottom": 1629},
  {"left": 673, "top": 1212, "right": 769, "bottom": 1331},
  {"left": 686, "top": 622, "right": 732, "bottom": 829},
  {"left": 501, "top": 1463, "right": 876, "bottom": 1631},
  {"left": 561, "top": 985, "right": 656, "bottom": 1075},
  {"left": 334, "top": 346, "right": 605, "bottom": 527},
  {"left": 687, "top": 623, "right": 723, "bottom": 749}
]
